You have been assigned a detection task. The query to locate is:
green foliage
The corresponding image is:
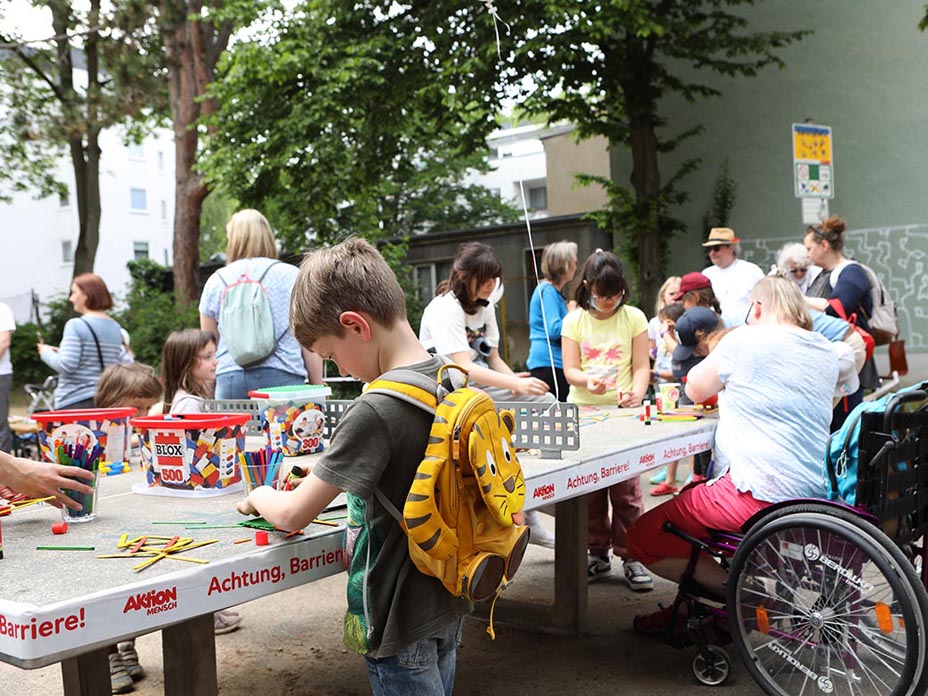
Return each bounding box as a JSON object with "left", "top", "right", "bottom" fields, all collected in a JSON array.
[
  {"left": 200, "top": 190, "right": 238, "bottom": 262},
  {"left": 10, "top": 322, "right": 54, "bottom": 388},
  {"left": 505, "top": 0, "right": 807, "bottom": 308},
  {"left": 199, "top": 1, "right": 516, "bottom": 252},
  {"left": 114, "top": 260, "right": 199, "bottom": 367},
  {"left": 701, "top": 159, "right": 737, "bottom": 235}
]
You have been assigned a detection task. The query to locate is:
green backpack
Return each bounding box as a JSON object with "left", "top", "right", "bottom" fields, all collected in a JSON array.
[{"left": 219, "top": 260, "right": 281, "bottom": 367}]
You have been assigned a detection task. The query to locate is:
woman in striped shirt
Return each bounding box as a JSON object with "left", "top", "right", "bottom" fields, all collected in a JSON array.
[{"left": 37, "top": 273, "right": 128, "bottom": 410}]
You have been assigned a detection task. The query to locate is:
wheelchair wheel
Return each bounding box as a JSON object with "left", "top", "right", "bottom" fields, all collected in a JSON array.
[
  {"left": 691, "top": 645, "right": 731, "bottom": 686},
  {"left": 727, "top": 504, "right": 928, "bottom": 696}
]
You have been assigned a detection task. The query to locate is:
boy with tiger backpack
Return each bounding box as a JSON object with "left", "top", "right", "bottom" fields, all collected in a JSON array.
[{"left": 238, "top": 238, "right": 526, "bottom": 695}]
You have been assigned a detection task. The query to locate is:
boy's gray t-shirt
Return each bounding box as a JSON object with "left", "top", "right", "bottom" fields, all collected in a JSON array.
[{"left": 312, "top": 356, "right": 471, "bottom": 658}]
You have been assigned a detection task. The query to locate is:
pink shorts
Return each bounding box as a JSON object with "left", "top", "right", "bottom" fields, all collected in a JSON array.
[{"left": 627, "top": 473, "right": 770, "bottom": 566}]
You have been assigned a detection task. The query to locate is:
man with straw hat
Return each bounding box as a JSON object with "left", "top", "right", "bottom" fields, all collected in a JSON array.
[{"left": 700, "top": 227, "right": 763, "bottom": 325}]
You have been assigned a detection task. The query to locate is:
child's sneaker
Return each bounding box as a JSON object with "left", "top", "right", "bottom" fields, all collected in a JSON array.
[
  {"left": 650, "top": 481, "right": 679, "bottom": 496},
  {"left": 587, "top": 554, "right": 612, "bottom": 581},
  {"left": 648, "top": 467, "right": 668, "bottom": 485},
  {"left": 623, "top": 560, "right": 654, "bottom": 592},
  {"left": 525, "top": 511, "right": 555, "bottom": 549},
  {"left": 117, "top": 641, "right": 144, "bottom": 681},
  {"left": 214, "top": 610, "right": 242, "bottom": 635},
  {"left": 109, "top": 652, "right": 135, "bottom": 694}
]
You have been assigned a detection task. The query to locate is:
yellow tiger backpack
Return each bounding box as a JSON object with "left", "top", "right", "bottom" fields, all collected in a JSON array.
[{"left": 366, "top": 363, "right": 530, "bottom": 618}]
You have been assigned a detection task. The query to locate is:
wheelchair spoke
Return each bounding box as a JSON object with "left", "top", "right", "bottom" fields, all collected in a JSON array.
[{"left": 728, "top": 507, "right": 925, "bottom": 696}]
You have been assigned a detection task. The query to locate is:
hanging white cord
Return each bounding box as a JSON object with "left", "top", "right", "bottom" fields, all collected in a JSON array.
[{"left": 481, "top": 1, "right": 561, "bottom": 406}]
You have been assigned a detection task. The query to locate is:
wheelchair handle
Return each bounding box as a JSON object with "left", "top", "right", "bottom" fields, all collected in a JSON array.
[{"left": 883, "top": 390, "right": 927, "bottom": 432}]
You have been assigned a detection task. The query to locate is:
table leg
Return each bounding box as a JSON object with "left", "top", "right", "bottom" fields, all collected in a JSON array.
[
  {"left": 473, "top": 496, "right": 589, "bottom": 636},
  {"left": 163, "top": 614, "right": 217, "bottom": 696},
  {"left": 61, "top": 647, "right": 109, "bottom": 696}
]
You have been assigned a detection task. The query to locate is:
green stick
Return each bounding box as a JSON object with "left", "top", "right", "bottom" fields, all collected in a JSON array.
[{"left": 36, "top": 545, "right": 96, "bottom": 551}]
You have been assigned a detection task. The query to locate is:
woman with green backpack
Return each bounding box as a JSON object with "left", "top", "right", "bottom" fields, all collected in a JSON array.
[{"left": 199, "top": 209, "right": 323, "bottom": 398}]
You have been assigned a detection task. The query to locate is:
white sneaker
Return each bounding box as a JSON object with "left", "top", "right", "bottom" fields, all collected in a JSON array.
[
  {"left": 623, "top": 560, "right": 654, "bottom": 592},
  {"left": 524, "top": 510, "right": 555, "bottom": 549}
]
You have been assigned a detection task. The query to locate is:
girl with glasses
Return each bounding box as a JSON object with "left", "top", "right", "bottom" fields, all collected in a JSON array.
[{"left": 561, "top": 249, "right": 653, "bottom": 591}]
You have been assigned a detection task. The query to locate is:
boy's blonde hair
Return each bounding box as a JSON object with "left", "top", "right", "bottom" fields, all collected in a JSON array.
[
  {"left": 291, "top": 238, "right": 407, "bottom": 349},
  {"left": 95, "top": 363, "right": 163, "bottom": 409},
  {"left": 751, "top": 276, "right": 813, "bottom": 330},
  {"left": 540, "top": 241, "right": 578, "bottom": 284},
  {"left": 226, "top": 209, "right": 278, "bottom": 262}
]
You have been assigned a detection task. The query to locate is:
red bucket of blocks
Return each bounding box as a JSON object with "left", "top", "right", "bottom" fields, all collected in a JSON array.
[
  {"left": 130, "top": 413, "right": 249, "bottom": 496},
  {"left": 33, "top": 408, "right": 137, "bottom": 473}
]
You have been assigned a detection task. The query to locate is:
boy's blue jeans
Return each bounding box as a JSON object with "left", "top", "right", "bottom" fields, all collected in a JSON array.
[{"left": 364, "top": 617, "right": 464, "bottom": 696}]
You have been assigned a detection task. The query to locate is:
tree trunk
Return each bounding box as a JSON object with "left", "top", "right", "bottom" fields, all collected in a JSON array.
[
  {"left": 627, "top": 115, "right": 662, "bottom": 315},
  {"left": 49, "top": 1, "right": 100, "bottom": 282},
  {"left": 160, "top": 1, "right": 231, "bottom": 304}
]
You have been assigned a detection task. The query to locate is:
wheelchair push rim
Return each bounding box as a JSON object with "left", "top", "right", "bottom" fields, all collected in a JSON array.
[{"left": 727, "top": 504, "right": 927, "bottom": 696}]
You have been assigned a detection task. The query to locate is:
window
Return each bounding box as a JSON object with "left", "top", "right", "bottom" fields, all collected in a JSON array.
[
  {"left": 133, "top": 241, "right": 150, "bottom": 260},
  {"left": 413, "top": 260, "right": 454, "bottom": 301},
  {"left": 528, "top": 186, "right": 548, "bottom": 211},
  {"left": 160, "top": 200, "right": 167, "bottom": 220},
  {"left": 523, "top": 248, "right": 544, "bottom": 300},
  {"left": 130, "top": 188, "right": 148, "bottom": 211},
  {"left": 61, "top": 240, "right": 73, "bottom": 264},
  {"left": 58, "top": 189, "right": 69, "bottom": 207},
  {"left": 163, "top": 248, "right": 169, "bottom": 265},
  {"left": 157, "top": 151, "right": 164, "bottom": 170},
  {"left": 127, "top": 143, "right": 144, "bottom": 159}
]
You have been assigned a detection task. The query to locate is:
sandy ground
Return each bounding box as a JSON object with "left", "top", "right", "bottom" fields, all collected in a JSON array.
[{"left": 0, "top": 473, "right": 764, "bottom": 696}]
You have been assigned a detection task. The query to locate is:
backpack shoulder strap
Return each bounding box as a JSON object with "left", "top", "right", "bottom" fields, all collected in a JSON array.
[{"left": 255, "top": 259, "right": 281, "bottom": 283}]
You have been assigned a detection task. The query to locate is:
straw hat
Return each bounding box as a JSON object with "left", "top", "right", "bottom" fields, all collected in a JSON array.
[{"left": 702, "top": 227, "right": 740, "bottom": 247}]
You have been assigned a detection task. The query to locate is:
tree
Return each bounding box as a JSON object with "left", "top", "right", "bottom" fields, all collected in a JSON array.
[
  {"left": 199, "top": 0, "right": 517, "bottom": 253},
  {"left": 505, "top": 1, "right": 806, "bottom": 311},
  {"left": 0, "top": 0, "right": 160, "bottom": 281}
]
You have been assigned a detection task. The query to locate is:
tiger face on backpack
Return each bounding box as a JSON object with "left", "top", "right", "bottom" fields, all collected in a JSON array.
[{"left": 368, "top": 364, "right": 530, "bottom": 604}]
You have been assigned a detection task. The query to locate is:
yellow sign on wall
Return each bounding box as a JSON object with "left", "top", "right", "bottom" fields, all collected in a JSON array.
[{"left": 792, "top": 123, "right": 834, "bottom": 198}]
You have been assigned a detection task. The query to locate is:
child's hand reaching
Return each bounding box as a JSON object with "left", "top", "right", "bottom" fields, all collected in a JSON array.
[
  {"left": 619, "top": 391, "right": 643, "bottom": 408},
  {"left": 236, "top": 496, "right": 259, "bottom": 516}
]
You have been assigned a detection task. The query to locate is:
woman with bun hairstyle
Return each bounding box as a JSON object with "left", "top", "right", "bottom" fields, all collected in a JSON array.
[{"left": 803, "top": 215, "right": 876, "bottom": 429}]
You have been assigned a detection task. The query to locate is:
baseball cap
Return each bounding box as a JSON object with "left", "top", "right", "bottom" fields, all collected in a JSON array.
[
  {"left": 672, "top": 307, "right": 722, "bottom": 363},
  {"left": 672, "top": 272, "right": 712, "bottom": 301}
]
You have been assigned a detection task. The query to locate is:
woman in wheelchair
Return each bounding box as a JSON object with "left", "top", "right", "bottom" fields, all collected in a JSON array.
[{"left": 627, "top": 276, "right": 850, "bottom": 635}]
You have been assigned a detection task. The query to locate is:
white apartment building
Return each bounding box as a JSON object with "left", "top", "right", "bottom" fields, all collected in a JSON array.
[
  {"left": 464, "top": 122, "right": 552, "bottom": 218},
  {"left": 0, "top": 126, "right": 176, "bottom": 323}
]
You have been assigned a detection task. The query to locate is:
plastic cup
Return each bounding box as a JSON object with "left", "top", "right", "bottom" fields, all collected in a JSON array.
[
  {"left": 241, "top": 454, "right": 285, "bottom": 495},
  {"left": 658, "top": 383, "right": 681, "bottom": 412},
  {"left": 61, "top": 468, "right": 100, "bottom": 523}
]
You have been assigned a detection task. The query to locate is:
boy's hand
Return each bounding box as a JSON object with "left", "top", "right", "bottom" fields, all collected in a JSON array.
[{"left": 236, "top": 497, "right": 259, "bottom": 516}]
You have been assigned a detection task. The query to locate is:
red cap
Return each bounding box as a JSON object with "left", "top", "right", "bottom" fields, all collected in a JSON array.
[
  {"left": 255, "top": 530, "right": 269, "bottom": 546},
  {"left": 52, "top": 521, "right": 69, "bottom": 535},
  {"left": 672, "top": 272, "right": 712, "bottom": 301}
]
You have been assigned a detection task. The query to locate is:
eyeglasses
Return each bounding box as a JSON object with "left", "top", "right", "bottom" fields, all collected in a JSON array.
[
  {"left": 708, "top": 245, "right": 730, "bottom": 252},
  {"left": 590, "top": 291, "right": 622, "bottom": 301},
  {"left": 745, "top": 300, "right": 761, "bottom": 325},
  {"left": 788, "top": 267, "right": 808, "bottom": 276}
]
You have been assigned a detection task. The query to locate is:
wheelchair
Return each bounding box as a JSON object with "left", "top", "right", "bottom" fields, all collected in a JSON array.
[{"left": 659, "top": 384, "right": 928, "bottom": 696}]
